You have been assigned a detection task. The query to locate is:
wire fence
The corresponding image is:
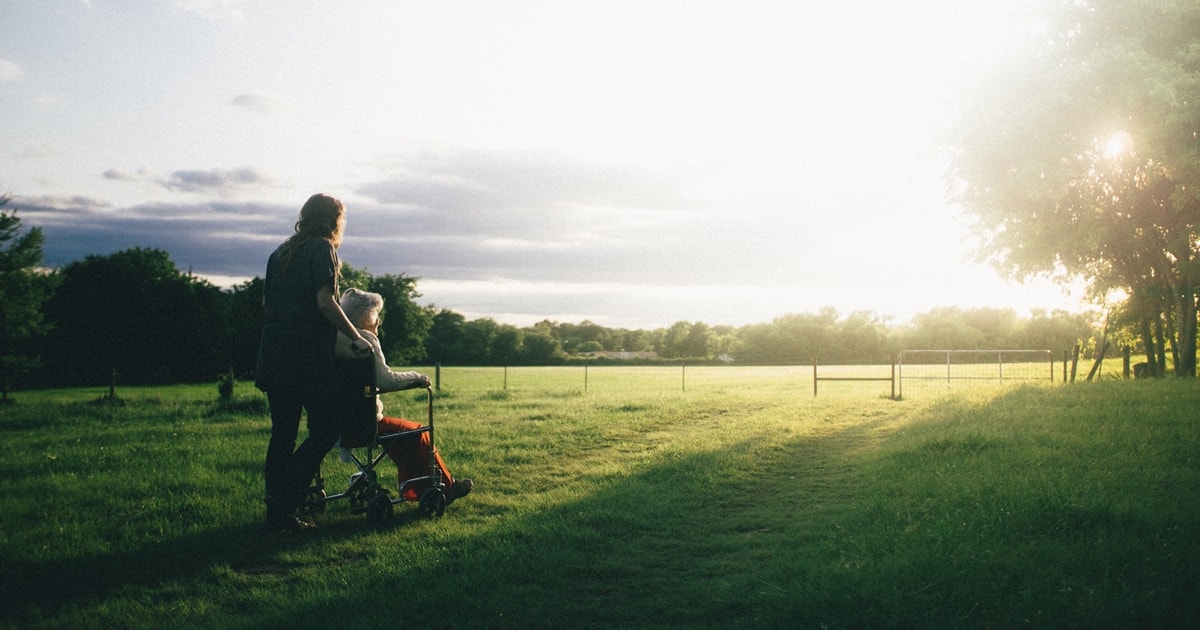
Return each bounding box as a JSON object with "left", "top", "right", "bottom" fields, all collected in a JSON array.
[
  {"left": 420, "top": 364, "right": 814, "bottom": 395},
  {"left": 401, "top": 350, "right": 1060, "bottom": 400},
  {"left": 896, "top": 349, "right": 1055, "bottom": 398}
]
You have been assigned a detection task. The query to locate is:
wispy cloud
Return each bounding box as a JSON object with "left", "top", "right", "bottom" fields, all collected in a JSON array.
[
  {"left": 170, "top": 0, "right": 245, "bottom": 23},
  {"left": 161, "top": 167, "right": 272, "bottom": 197},
  {"left": 102, "top": 168, "right": 154, "bottom": 182},
  {"left": 231, "top": 92, "right": 282, "bottom": 114},
  {"left": 340, "top": 146, "right": 820, "bottom": 291},
  {"left": 361, "top": 148, "right": 687, "bottom": 215},
  {"left": 351, "top": 149, "right": 687, "bottom": 272},
  {"left": 356, "top": 148, "right": 693, "bottom": 246},
  {"left": 13, "top": 195, "right": 111, "bottom": 216},
  {"left": 0, "top": 59, "right": 20, "bottom": 81}
]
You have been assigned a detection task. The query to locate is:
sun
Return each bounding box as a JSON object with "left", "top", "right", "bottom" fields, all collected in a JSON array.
[{"left": 1103, "top": 130, "right": 1134, "bottom": 159}]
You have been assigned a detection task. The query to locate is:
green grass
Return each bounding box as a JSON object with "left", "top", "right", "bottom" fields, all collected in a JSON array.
[{"left": 1, "top": 369, "right": 1197, "bottom": 628}]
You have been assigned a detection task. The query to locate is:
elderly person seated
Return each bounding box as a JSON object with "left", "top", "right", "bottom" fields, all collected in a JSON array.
[{"left": 334, "top": 288, "right": 473, "bottom": 505}]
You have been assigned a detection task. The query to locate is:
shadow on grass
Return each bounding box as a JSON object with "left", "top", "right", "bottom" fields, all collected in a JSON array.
[
  {"left": 268, "top": 389, "right": 1199, "bottom": 629},
  {"left": 0, "top": 500, "right": 429, "bottom": 625},
  {"left": 262, "top": 415, "right": 906, "bottom": 629},
  {"left": 5, "top": 385, "right": 1199, "bottom": 628},
  {"left": 0, "top": 412, "right": 891, "bottom": 628}
]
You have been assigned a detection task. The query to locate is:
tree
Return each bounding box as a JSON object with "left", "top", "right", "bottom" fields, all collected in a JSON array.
[
  {"left": 903, "top": 307, "right": 1005, "bottom": 350},
  {"left": 658, "top": 321, "right": 692, "bottom": 359},
  {"left": 424, "top": 308, "right": 466, "bottom": 364},
  {"left": 43, "top": 248, "right": 229, "bottom": 385},
  {"left": 367, "top": 272, "right": 431, "bottom": 364},
  {"left": 0, "top": 197, "right": 61, "bottom": 399},
  {"left": 227, "top": 277, "right": 264, "bottom": 377},
  {"left": 681, "top": 321, "right": 713, "bottom": 359},
  {"left": 491, "top": 325, "right": 523, "bottom": 364},
  {"left": 612, "top": 327, "right": 654, "bottom": 353},
  {"left": 837, "top": 311, "right": 887, "bottom": 363},
  {"left": 461, "top": 318, "right": 500, "bottom": 364},
  {"left": 521, "top": 329, "right": 563, "bottom": 363},
  {"left": 1018, "top": 309, "right": 1099, "bottom": 355},
  {"left": 944, "top": 0, "right": 1200, "bottom": 375}
]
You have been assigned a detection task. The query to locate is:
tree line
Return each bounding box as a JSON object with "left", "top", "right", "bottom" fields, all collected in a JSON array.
[{"left": 3, "top": 207, "right": 1100, "bottom": 391}]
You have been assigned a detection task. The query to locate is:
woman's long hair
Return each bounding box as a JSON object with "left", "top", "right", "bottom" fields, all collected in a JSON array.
[{"left": 280, "top": 193, "right": 345, "bottom": 270}]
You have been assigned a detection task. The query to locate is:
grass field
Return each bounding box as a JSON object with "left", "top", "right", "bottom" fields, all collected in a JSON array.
[{"left": 1, "top": 367, "right": 1197, "bottom": 628}]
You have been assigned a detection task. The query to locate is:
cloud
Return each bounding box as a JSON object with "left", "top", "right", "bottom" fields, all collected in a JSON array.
[
  {"left": 170, "top": 0, "right": 245, "bottom": 23},
  {"left": 102, "top": 168, "right": 154, "bottom": 182},
  {"left": 162, "top": 167, "right": 272, "bottom": 197},
  {"left": 19, "top": 146, "right": 796, "bottom": 304},
  {"left": 0, "top": 59, "right": 20, "bottom": 81},
  {"left": 18, "top": 194, "right": 290, "bottom": 280},
  {"left": 338, "top": 146, "right": 834, "bottom": 293},
  {"left": 355, "top": 147, "right": 694, "bottom": 250},
  {"left": 360, "top": 148, "right": 687, "bottom": 216},
  {"left": 231, "top": 92, "right": 282, "bottom": 114},
  {"left": 11, "top": 195, "right": 111, "bottom": 216}
]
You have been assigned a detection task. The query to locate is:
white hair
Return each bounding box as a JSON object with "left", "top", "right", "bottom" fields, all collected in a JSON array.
[{"left": 340, "top": 288, "right": 384, "bottom": 328}]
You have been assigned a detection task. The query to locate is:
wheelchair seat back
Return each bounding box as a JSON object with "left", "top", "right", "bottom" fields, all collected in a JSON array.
[{"left": 334, "top": 355, "right": 377, "bottom": 448}]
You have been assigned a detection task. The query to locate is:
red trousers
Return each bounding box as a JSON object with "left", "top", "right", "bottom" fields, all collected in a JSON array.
[{"left": 378, "top": 416, "right": 455, "bottom": 501}]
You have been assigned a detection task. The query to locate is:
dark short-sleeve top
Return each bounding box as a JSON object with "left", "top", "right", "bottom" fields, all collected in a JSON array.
[{"left": 254, "top": 238, "right": 339, "bottom": 393}]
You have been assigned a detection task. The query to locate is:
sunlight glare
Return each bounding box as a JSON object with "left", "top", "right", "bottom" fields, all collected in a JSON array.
[
  {"left": 1103, "top": 130, "right": 1133, "bottom": 159},
  {"left": 1105, "top": 287, "right": 1129, "bottom": 306}
]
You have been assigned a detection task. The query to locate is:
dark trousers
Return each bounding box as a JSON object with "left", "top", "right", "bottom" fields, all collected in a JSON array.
[{"left": 264, "top": 386, "right": 341, "bottom": 515}]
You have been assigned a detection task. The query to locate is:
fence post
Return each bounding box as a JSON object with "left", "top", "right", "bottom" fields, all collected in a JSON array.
[
  {"left": 1070, "top": 345, "right": 1080, "bottom": 382},
  {"left": 435, "top": 363, "right": 441, "bottom": 392},
  {"left": 890, "top": 355, "right": 896, "bottom": 400},
  {"left": 812, "top": 357, "right": 818, "bottom": 396}
]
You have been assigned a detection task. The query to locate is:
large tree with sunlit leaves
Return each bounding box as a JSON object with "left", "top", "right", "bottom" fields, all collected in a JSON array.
[{"left": 944, "top": 0, "right": 1200, "bottom": 376}]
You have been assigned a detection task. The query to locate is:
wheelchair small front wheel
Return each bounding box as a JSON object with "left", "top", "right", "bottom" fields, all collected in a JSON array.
[
  {"left": 419, "top": 487, "right": 446, "bottom": 518},
  {"left": 367, "top": 493, "right": 393, "bottom": 526},
  {"left": 300, "top": 487, "right": 327, "bottom": 516}
]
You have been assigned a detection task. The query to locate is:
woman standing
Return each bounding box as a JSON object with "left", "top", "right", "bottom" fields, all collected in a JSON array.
[{"left": 256, "top": 193, "right": 370, "bottom": 532}]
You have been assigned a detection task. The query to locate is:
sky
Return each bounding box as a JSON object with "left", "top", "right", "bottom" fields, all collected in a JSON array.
[{"left": 1, "top": 0, "right": 1089, "bottom": 330}]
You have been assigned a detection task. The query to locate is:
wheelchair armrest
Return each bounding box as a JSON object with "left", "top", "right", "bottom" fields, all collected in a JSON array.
[{"left": 377, "top": 426, "right": 431, "bottom": 446}]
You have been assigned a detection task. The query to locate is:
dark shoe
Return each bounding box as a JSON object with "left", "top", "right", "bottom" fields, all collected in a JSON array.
[
  {"left": 267, "top": 512, "right": 316, "bottom": 532},
  {"left": 445, "top": 478, "right": 473, "bottom": 505}
]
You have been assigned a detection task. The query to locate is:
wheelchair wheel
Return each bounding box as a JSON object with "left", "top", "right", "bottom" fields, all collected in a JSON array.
[
  {"left": 300, "top": 487, "right": 327, "bottom": 516},
  {"left": 419, "top": 487, "right": 446, "bottom": 518},
  {"left": 366, "top": 493, "right": 393, "bottom": 526},
  {"left": 348, "top": 477, "right": 371, "bottom": 510}
]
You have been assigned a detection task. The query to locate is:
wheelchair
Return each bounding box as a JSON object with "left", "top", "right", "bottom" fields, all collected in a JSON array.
[{"left": 300, "top": 355, "right": 447, "bottom": 526}]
